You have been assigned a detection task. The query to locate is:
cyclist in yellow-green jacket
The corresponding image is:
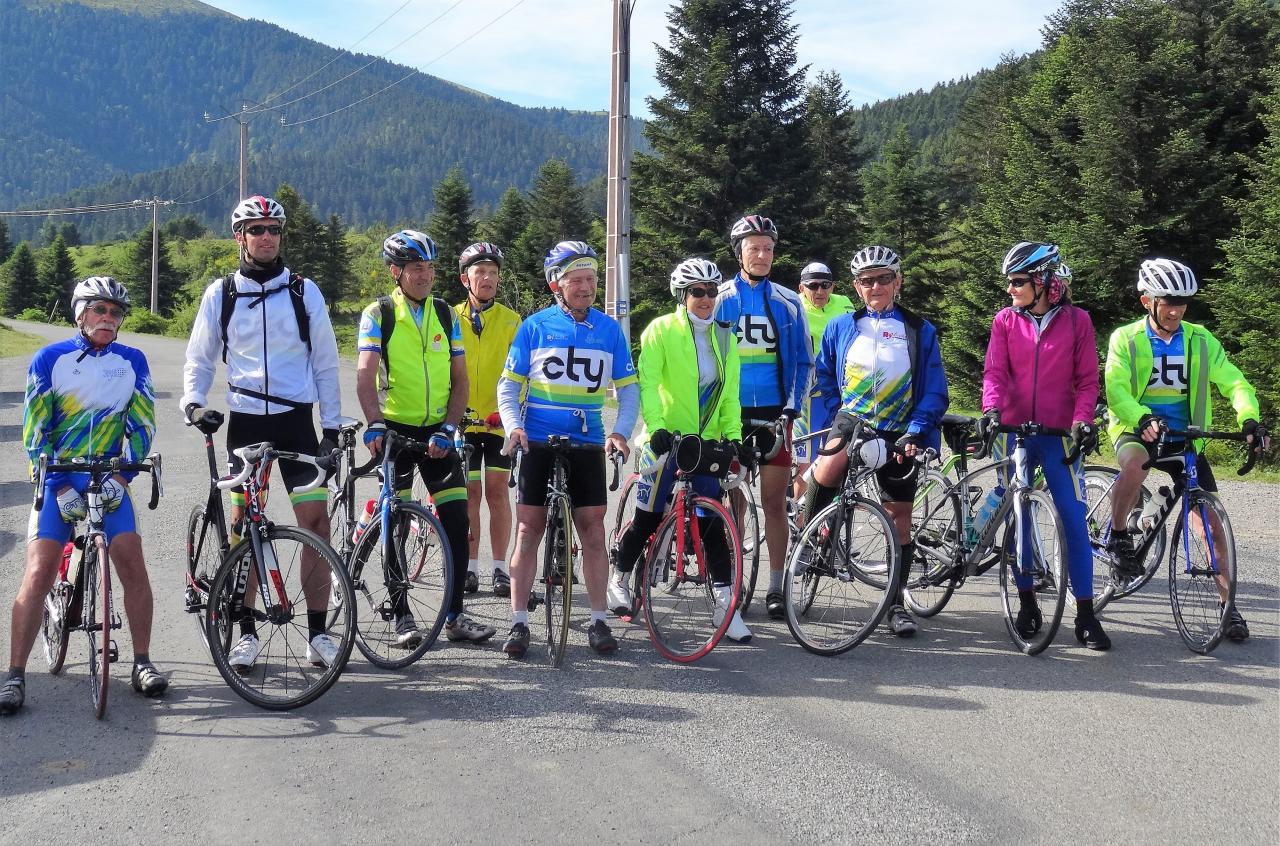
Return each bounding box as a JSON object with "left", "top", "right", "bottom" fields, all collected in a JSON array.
[
  {"left": 608, "top": 258, "right": 752, "bottom": 642},
  {"left": 794, "top": 261, "right": 855, "bottom": 498}
]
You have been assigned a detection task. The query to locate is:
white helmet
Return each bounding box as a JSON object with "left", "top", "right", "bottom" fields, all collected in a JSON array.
[
  {"left": 230, "top": 195, "right": 286, "bottom": 232},
  {"left": 1137, "top": 258, "right": 1198, "bottom": 297},
  {"left": 669, "top": 257, "right": 722, "bottom": 297},
  {"left": 850, "top": 246, "right": 901, "bottom": 275},
  {"left": 72, "top": 276, "right": 131, "bottom": 319},
  {"left": 799, "top": 262, "right": 833, "bottom": 283}
]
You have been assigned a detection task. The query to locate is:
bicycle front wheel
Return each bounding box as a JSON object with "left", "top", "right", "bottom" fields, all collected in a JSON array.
[
  {"left": 998, "top": 489, "right": 1067, "bottom": 655},
  {"left": 42, "top": 579, "right": 72, "bottom": 674},
  {"left": 784, "top": 497, "right": 900, "bottom": 656},
  {"left": 84, "top": 536, "right": 110, "bottom": 719},
  {"left": 206, "top": 525, "right": 355, "bottom": 711},
  {"left": 1168, "top": 491, "right": 1235, "bottom": 655},
  {"left": 1081, "top": 466, "right": 1164, "bottom": 611},
  {"left": 186, "top": 503, "right": 224, "bottom": 652},
  {"left": 732, "top": 482, "right": 762, "bottom": 613},
  {"left": 543, "top": 496, "right": 574, "bottom": 667},
  {"left": 642, "top": 497, "right": 743, "bottom": 663},
  {"left": 347, "top": 502, "right": 452, "bottom": 668},
  {"left": 609, "top": 473, "right": 642, "bottom": 619},
  {"left": 905, "top": 470, "right": 961, "bottom": 617}
]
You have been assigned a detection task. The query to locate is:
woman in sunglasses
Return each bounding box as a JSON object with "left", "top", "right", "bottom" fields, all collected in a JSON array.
[
  {"left": 980, "top": 242, "right": 1107, "bottom": 649},
  {"left": 608, "top": 258, "right": 752, "bottom": 642},
  {"left": 793, "top": 262, "right": 855, "bottom": 498}
]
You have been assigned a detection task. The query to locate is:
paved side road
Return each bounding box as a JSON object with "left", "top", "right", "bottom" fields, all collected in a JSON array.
[{"left": 0, "top": 321, "right": 1276, "bottom": 845}]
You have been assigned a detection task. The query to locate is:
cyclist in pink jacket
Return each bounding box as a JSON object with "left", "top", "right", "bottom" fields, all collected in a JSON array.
[{"left": 979, "top": 243, "right": 1109, "bottom": 650}]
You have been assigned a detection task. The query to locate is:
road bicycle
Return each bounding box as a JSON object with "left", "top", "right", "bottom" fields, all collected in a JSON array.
[
  {"left": 327, "top": 425, "right": 456, "bottom": 668},
  {"left": 38, "top": 452, "right": 162, "bottom": 719},
  {"left": 906, "top": 419, "right": 1083, "bottom": 655},
  {"left": 614, "top": 435, "right": 744, "bottom": 663},
  {"left": 783, "top": 415, "right": 903, "bottom": 656},
  {"left": 199, "top": 441, "right": 355, "bottom": 710},
  {"left": 727, "top": 415, "right": 786, "bottom": 612},
  {"left": 1083, "top": 425, "right": 1258, "bottom": 653}
]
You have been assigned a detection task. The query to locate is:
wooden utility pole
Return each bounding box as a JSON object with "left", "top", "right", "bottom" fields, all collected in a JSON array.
[
  {"left": 134, "top": 197, "right": 174, "bottom": 313},
  {"left": 205, "top": 103, "right": 251, "bottom": 200},
  {"left": 606, "top": 0, "right": 635, "bottom": 343}
]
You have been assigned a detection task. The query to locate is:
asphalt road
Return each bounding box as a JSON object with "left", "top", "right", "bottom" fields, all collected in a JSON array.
[{"left": 1, "top": 320, "right": 1276, "bottom": 845}]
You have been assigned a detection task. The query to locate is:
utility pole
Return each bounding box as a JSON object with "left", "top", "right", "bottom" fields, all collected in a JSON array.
[
  {"left": 606, "top": 0, "right": 635, "bottom": 343},
  {"left": 134, "top": 197, "right": 174, "bottom": 313},
  {"left": 205, "top": 103, "right": 251, "bottom": 200}
]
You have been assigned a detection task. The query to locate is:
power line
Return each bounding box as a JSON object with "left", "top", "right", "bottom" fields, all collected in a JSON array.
[
  {"left": 173, "top": 172, "right": 241, "bottom": 206},
  {"left": 282, "top": 0, "right": 529, "bottom": 127},
  {"left": 0, "top": 201, "right": 146, "bottom": 217},
  {"left": 247, "top": 0, "right": 468, "bottom": 118}
]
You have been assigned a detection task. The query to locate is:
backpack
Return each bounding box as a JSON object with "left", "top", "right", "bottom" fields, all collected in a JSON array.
[
  {"left": 218, "top": 273, "right": 311, "bottom": 363},
  {"left": 375, "top": 294, "right": 455, "bottom": 379}
]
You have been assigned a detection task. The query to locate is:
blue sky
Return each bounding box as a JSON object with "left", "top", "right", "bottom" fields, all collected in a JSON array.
[{"left": 202, "top": 1, "right": 1064, "bottom": 116}]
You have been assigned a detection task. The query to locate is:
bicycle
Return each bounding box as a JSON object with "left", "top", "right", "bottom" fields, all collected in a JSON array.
[
  {"left": 906, "top": 419, "right": 1082, "bottom": 655},
  {"left": 1083, "top": 424, "right": 1258, "bottom": 653},
  {"left": 37, "top": 452, "right": 162, "bottom": 719},
  {"left": 328, "top": 426, "right": 456, "bottom": 668},
  {"left": 726, "top": 415, "right": 785, "bottom": 612},
  {"left": 616, "top": 435, "right": 744, "bottom": 663},
  {"left": 201, "top": 441, "right": 356, "bottom": 710},
  {"left": 782, "top": 415, "right": 903, "bottom": 656}
]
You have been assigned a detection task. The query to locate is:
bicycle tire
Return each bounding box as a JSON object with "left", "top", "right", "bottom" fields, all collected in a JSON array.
[
  {"left": 346, "top": 502, "right": 452, "bottom": 668},
  {"left": 905, "top": 470, "right": 961, "bottom": 617},
  {"left": 543, "top": 495, "right": 574, "bottom": 667},
  {"left": 609, "top": 473, "right": 642, "bottom": 619},
  {"left": 1168, "top": 491, "right": 1235, "bottom": 655},
  {"left": 732, "top": 482, "right": 762, "bottom": 613},
  {"left": 998, "top": 488, "right": 1067, "bottom": 656},
  {"left": 784, "top": 497, "right": 900, "bottom": 656},
  {"left": 1080, "top": 465, "right": 1165, "bottom": 611},
  {"left": 642, "top": 496, "right": 743, "bottom": 663},
  {"left": 84, "top": 536, "right": 110, "bottom": 719},
  {"left": 185, "top": 503, "right": 224, "bottom": 652},
  {"left": 41, "top": 578, "right": 72, "bottom": 674},
  {"left": 206, "top": 524, "right": 356, "bottom": 711}
]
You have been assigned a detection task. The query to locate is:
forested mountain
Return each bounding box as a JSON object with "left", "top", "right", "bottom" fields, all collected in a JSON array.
[{"left": 0, "top": 0, "right": 614, "bottom": 239}]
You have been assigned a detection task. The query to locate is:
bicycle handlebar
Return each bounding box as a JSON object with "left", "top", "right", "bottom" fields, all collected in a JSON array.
[
  {"left": 742, "top": 415, "right": 787, "bottom": 463},
  {"left": 608, "top": 448, "right": 625, "bottom": 491},
  {"left": 215, "top": 443, "right": 336, "bottom": 493},
  {"left": 33, "top": 452, "right": 163, "bottom": 512},
  {"left": 1143, "top": 424, "right": 1261, "bottom": 476},
  {"left": 508, "top": 445, "right": 524, "bottom": 489}
]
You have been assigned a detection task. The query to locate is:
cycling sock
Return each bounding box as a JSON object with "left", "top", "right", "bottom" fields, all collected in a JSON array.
[
  {"left": 513, "top": 609, "right": 528, "bottom": 626},
  {"left": 1076, "top": 597, "right": 1097, "bottom": 621},
  {"left": 239, "top": 613, "right": 257, "bottom": 638},
  {"left": 133, "top": 652, "right": 150, "bottom": 667},
  {"left": 769, "top": 569, "right": 784, "bottom": 593},
  {"left": 801, "top": 481, "right": 837, "bottom": 524},
  {"left": 446, "top": 612, "right": 459, "bottom": 624},
  {"left": 307, "top": 610, "right": 327, "bottom": 641},
  {"left": 468, "top": 558, "right": 479, "bottom": 574},
  {"left": 899, "top": 542, "right": 915, "bottom": 589},
  {"left": 1017, "top": 588, "right": 1038, "bottom": 608},
  {"left": 7, "top": 667, "right": 24, "bottom": 682},
  {"left": 492, "top": 558, "right": 508, "bottom": 575},
  {"left": 590, "top": 610, "right": 607, "bottom": 624}
]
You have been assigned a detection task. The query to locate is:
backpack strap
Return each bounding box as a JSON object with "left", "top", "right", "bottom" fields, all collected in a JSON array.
[
  {"left": 219, "top": 272, "right": 312, "bottom": 363},
  {"left": 377, "top": 295, "right": 396, "bottom": 380},
  {"left": 432, "top": 297, "right": 454, "bottom": 340},
  {"left": 218, "top": 276, "right": 235, "bottom": 364}
]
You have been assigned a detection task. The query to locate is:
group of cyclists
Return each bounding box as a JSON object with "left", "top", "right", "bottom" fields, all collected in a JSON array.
[{"left": 0, "top": 193, "right": 1270, "bottom": 716}]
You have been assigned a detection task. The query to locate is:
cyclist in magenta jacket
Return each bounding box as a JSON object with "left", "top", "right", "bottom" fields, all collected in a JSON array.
[{"left": 980, "top": 243, "right": 1109, "bottom": 650}]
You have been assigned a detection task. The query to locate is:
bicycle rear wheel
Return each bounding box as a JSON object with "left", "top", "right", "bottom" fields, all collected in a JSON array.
[
  {"left": 731, "top": 482, "right": 762, "bottom": 612},
  {"left": 185, "top": 503, "right": 224, "bottom": 652},
  {"left": 206, "top": 525, "right": 355, "bottom": 710},
  {"left": 784, "top": 497, "right": 900, "bottom": 656},
  {"left": 347, "top": 502, "right": 452, "bottom": 668},
  {"left": 998, "top": 489, "right": 1067, "bottom": 655},
  {"left": 543, "top": 496, "right": 574, "bottom": 667},
  {"left": 41, "top": 569, "right": 72, "bottom": 674},
  {"left": 84, "top": 537, "right": 110, "bottom": 719},
  {"left": 1168, "top": 491, "right": 1235, "bottom": 655},
  {"left": 905, "top": 470, "right": 961, "bottom": 617},
  {"left": 642, "top": 497, "right": 742, "bottom": 663},
  {"left": 1081, "top": 466, "right": 1165, "bottom": 611}
]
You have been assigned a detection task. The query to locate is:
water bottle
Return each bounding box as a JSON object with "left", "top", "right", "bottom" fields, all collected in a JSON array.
[
  {"left": 973, "top": 484, "right": 1006, "bottom": 536},
  {"left": 351, "top": 499, "right": 376, "bottom": 543},
  {"left": 1135, "top": 485, "right": 1174, "bottom": 535}
]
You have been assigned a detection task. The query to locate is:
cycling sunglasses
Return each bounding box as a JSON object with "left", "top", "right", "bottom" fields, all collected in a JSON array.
[
  {"left": 1157, "top": 295, "right": 1192, "bottom": 307},
  {"left": 802, "top": 281, "right": 833, "bottom": 290},
  {"left": 856, "top": 272, "right": 897, "bottom": 288},
  {"left": 244, "top": 224, "right": 284, "bottom": 236},
  {"left": 685, "top": 287, "right": 716, "bottom": 299},
  {"left": 89, "top": 304, "right": 125, "bottom": 319},
  {"left": 1006, "top": 275, "right": 1034, "bottom": 289}
]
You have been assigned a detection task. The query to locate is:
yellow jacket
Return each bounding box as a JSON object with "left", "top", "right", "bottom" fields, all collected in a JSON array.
[{"left": 455, "top": 299, "right": 521, "bottom": 433}]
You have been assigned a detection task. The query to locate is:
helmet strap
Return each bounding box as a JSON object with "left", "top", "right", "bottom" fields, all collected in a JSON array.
[{"left": 1146, "top": 303, "right": 1179, "bottom": 336}]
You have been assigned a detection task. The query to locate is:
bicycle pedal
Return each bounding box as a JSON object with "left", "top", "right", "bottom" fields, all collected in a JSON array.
[{"left": 105, "top": 640, "right": 119, "bottom": 663}]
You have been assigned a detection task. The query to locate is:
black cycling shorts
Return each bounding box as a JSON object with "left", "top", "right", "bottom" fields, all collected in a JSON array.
[
  {"left": 386, "top": 420, "right": 467, "bottom": 497},
  {"left": 871, "top": 430, "right": 918, "bottom": 503},
  {"left": 1114, "top": 434, "right": 1217, "bottom": 493},
  {"left": 516, "top": 444, "right": 607, "bottom": 508},
  {"left": 227, "top": 407, "right": 320, "bottom": 496},
  {"left": 466, "top": 432, "right": 510, "bottom": 477},
  {"left": 741, "top": 405, "right": 792, "bottom": 468}
]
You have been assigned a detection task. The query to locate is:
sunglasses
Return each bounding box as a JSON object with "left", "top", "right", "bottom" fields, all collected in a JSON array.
[
  {"left": 1157, "top": 295, "right": 1192, "bottom": 307},
  {"left": 244, "top": 224, "right": 283, "bottom": 236},
  {"left": 685, "top": 287, "right": 716, "bottom": 299},
  {"left": 89, "top": 304, "right": 126, "bottom": 319},
  {"left": 802, "top": 281, "right": 833, "bottom": 290},
  {"left": 856, "top": 273, "right": 896, "bottom": 288},
  {"left": 1006, "top": 276, "right": 1034, "bottom": 289}
]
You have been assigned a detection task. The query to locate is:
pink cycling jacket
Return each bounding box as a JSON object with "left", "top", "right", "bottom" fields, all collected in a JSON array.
[{"left": 981, "top": 304, "right": 1098, "bottom": 430}]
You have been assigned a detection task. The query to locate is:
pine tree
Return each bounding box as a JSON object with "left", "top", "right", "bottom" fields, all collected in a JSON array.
[
  {"left": 318, "top": 213, "right": 353, "bottom": 310},
  {"left": 511, "top": 159, "right": 594, "bottom": 312},
  {"left": 633, "top": 0, "right": 811, "bottom": 278},
  {"left": 121, "top": 225, "right": 183, "bottom": 315},
  {"left": 1, "top": 243, "right": 42, "bottom": 316},
  {"left": 796, "top": 70, "right": 866, "bottom": 268},
  {"left": 478, "top": 186, "right": 530, "bottom": 314},
  {"left": 276, "top": 183, "right": 327, "bottom": 285},
  {"left": 0, "top": 220, "right": 13, "bottom": 264},
  {"left": 38, "top": 234, "right": 77, "bottom": 321},
  {"left": 428, "top": 166, "right": 476, "bottom": 304}
]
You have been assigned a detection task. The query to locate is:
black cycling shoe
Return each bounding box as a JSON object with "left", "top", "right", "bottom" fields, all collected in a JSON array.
[
  {"left": 886, "top": 605, "right": 918, "bottom": 638},
  {"left": 492, "top": 569, "right": 511, "bottom": 598},
  {"left": 765, "top": 590, "right": 785, "bottom": 620},
  {"left": 1107, "top": 532, "right": 1145, "bottom": 582},
  {"left": 588, "top": 620, "right": 618, "bottom": 654},
  {"left": 1074, "top": 616, "right": 1112, "bottom": 651},
  {"left": 0, "top": 677, "right": 25, "bottom": 716},
  {"left": 1222, "top": 604, "right": 1250, "bottom": 642},
  {"left": 1015, "top": 599, "right": 1043, "bottom": 638},
  {"left": 502, "top": 623, "right": 531, "bottom": 658},
  {"left": 463, "top": 571, "right": 480, "bottom": 594}
]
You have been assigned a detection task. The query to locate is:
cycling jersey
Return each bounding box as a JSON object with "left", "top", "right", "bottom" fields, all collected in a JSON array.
[
  {"left": 454, "top": 299, "right": 520, "bottom": 434},
  {"left": 498, "top": 304, "right": 638, "bottom": 446},
  {"left": 803, "top": 294, "right": 856, "bottom": 354},
  {"left": 1141, "top": 324, "right": 1189, "bottom": 433},
  {"left": 635, "top": 306, "right": 741, "bottom": 445},
  {"left": 358, "top": 288, "right": 464, "bottom": 427},
  {"left": 815, "top": 305, "right": 947, "bottom": 447},
  {"left": 24, "top": 334, "right": 156, "bottom": 485},
  {"left": 1105, "top": 318, "right": 1258, "bottom": 451},
  {"left": 796, "top": 294, "right": 856, "bottom": 462},
  {"left": 713, "top": 273, "right": 812, "bottom": 413},
  {"left": 982, "top": 304, "right": 1097, "bottom": 429},
  {"left": 182, "top": 267, "right": 342, "bottom": 429}
]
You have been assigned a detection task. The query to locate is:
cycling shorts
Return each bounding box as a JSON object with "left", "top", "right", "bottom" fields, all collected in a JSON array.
[
  {"left": 29, "top": 480, "right": 138, "bottom": 544},
  {"left": 1114, "top": 434, "right": 1217, "bottom": 493},
  {"left": 465, "top": 432, "right": 510, "bottom": 481},
  {"left": 386, "top": 420, "right": 468, "bottom": 507},
  {"left": 741, "top": 405, "right": 792, "bottom": 468},
  {"left": 516, "top": 444, "right": 607, "bottom": 508},
  {"left": 868, "top": 429, "right": 918, "bottom": 503},
  {"left": 227, "top": 407, "right": 324, "bottom": 504}
]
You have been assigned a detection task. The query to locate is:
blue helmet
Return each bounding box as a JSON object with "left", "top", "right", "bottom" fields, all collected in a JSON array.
[
  {"left": 1001, "top": 242, "right": 1059, "bottom": 276},
  {"left": 543, "top": 240, "right": 599, "bottom": 286},
  {"left": 383, "top": 229, "right": 437, "bottom": 266}
]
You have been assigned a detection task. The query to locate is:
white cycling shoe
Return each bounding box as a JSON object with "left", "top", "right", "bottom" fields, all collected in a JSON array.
[
  {"left": 228, "top": 633, "right": 261, "bottom": 674},
  {"left": 607, "top": 570, "right": 634, "bottom": 617},
  {"left": 712, "top": 585, "right": 752, "bottom": 643},
  {"left": 306, "top": 633, "right": 340, "bottom": 667}
]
